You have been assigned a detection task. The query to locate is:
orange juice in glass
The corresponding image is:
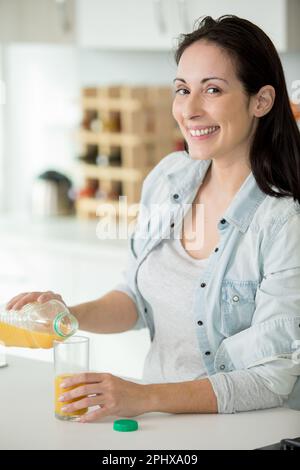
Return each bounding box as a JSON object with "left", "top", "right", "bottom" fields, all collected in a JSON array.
[
  {"left": 54, "top": 336, "right": 89, "bottom": 421},
  {"left": 55, "top": 374, "right": 88, "bottom": 419}
]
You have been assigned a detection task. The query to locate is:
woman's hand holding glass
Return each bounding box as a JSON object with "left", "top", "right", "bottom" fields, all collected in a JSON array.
[{"left": 59, "top": 372, "right": 149, "bottom": 423}]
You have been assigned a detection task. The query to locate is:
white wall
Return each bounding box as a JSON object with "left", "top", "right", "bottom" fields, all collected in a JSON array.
[
  {"left": 3, "top": 44, "right": 80, "bottom": 214},
  {"left": 78, "top": 49, "right": 176, "bottom": 85}
]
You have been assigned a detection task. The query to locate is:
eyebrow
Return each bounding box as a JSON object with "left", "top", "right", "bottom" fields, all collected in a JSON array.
[{"left": 173, "top": 77, "right": 229, "bottom": 85}]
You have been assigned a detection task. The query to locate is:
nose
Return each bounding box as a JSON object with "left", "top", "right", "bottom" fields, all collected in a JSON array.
[{"left": 181, "top": 94, "right": 205, "bottom": 120}]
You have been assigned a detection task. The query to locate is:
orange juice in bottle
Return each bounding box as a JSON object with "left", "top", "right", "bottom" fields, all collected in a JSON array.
[
  {"left": 0, "top": 322, "right": 58, "bottom": 348},
  {"left": 0, "top": 300, "right": 78, "bottom": 348}
]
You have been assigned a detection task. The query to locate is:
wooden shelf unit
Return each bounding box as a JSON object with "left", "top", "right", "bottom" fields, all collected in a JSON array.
[{"left": 76, "top": 85, "right": 180, "bottom": 220}]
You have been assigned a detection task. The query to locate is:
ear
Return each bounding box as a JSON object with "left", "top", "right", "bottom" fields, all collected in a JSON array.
[{"left": 252, "top": 85, "right": 276, "bottom": 118}]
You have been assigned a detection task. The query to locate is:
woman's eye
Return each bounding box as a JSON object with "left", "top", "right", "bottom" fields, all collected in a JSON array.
[
  {"left": 175, "top": 88, "right": 189, "bottom": 95},
  {"left": 206, "top": 87, "right": 220, "bottom": 94}
]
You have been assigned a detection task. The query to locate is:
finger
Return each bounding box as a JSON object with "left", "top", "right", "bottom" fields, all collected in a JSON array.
[
  {"left": 61, "top": 395, "right": 104, "bottom": 414},
  {"left": 9, "top": 292, "right": 43, "bottom": 311},
  {"left": 60, "top": 372, "right": 110, "bottom": 389},
  {"left": 79, "top": 406, "right": 111, "bottom": 423},
  {"left": 59, "top": 383, "right": 102, "bottom": 401},
  {"left": 37, "top": 292, "right": 62, "bottom": 303},
  {"left": 9, "top": 292, "right": 40, "bottom": 310},
  {"left": 6, "top": 293, "right": 29, "bottom": 310}
]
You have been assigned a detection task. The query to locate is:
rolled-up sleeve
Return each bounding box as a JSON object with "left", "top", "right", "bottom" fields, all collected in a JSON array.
[
  {"left": 215, "top": 211, "right": 300, "bottom": 406},
  {"left": 208, "top": 367, "right": 285, "bottom": 413}
]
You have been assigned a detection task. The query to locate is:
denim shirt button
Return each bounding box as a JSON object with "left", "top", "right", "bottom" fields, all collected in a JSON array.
[
  {"left": 173, "top": 194, "right": 180, "bottom": 200},
  {"left": 197, "top": 320, "right": 203, "bottom": 326},
  {"left": 220, "top": 364, "right": 226, "bottom": 371},
  {"left": 220, "top": 218, "right": 226, "bottom": 224},
  {"left": 200, "top": 283, "right": 206, "bottom": 288},
  {"left": 205, "top": 351, "right": 211, "bottom": 356},
  {"left": 144, "top": 307, "right": 148, "bottom": 313},
  {"left": 232, "top": 295, "right": 239, "bottom": 302}
]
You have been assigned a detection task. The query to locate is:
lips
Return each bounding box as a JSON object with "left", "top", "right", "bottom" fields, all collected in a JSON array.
[
  {"left": 189, "top": 125, "right": 220, "bottom": 130},
  {"left": 188, "top": 125, "right": 220, "bottom": 138}
]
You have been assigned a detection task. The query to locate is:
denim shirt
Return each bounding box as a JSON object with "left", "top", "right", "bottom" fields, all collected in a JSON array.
[{"left": 115, "top": 151, "right": 300, "bottom": 410}]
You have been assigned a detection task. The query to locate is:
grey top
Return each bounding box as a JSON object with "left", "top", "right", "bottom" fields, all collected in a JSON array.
[{"left": 137, "top": 236, "right": 284, "bottom": 413}]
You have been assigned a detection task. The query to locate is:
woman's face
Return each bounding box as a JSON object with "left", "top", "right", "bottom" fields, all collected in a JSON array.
[{"left": 172, "top": 40, "right": 257, "bottom": 164}]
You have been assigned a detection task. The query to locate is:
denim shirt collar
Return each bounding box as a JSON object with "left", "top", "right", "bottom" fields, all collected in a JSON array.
[{"left": 164, "top": 152, "right": 267, "bottom": 234}]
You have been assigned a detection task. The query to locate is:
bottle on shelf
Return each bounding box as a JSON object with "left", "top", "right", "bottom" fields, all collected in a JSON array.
[
  {"left": 0, "top": 299, "right": 78, "bottom": 349},
  {"left": 95, "top": 188, "right": 108, "bottom": 200},
  {"left": 81, "top": 110, "right": 98, "bottom": 131},
  {"left": 95, "top": 181, "right": 122, "bottom": 201},
  {"left": 82, "top": 111, "right": 121, "bottom": 134},
  {"left": 101, "top": 112, "right": 121, "bottom": 133},
  {"left": 90, "top": 117, "right": 102, "bottom": 133},
  {"left": 78, "top": 179, "right": 98, "bottom": 199},
  {"left": 77, "top": 145, "right": 98, "bottom": 165},
  {"left": 96, "top": 150, "right": 121, "bottom": 167}
]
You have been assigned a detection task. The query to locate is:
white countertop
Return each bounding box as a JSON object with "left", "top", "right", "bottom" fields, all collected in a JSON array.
[
  {"left": 0, "top": 214, "right": 128, "bottom": 256},
  {"left": 1, "top": 355, "right": 300, "bottom": 450}
]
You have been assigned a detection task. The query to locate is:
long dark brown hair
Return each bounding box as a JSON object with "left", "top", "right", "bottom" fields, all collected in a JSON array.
[{"left": 175, "top": 15, "right": 300, "bottom": 204}]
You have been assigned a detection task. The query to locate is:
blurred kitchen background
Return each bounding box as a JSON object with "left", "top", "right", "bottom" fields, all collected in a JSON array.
[{"left": 0, "top": 0, "right": 300, "bottom": 377}]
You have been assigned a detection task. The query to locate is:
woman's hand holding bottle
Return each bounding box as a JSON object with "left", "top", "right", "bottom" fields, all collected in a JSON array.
[
  {"left": 1, "top": 291, "right": 77, "bottom": 348},
  {"left": 6, "top": 291, "right": 66, "bottom": 311}
]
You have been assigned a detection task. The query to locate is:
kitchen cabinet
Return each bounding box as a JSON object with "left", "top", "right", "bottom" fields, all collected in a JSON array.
[
  {"left": 173, "top": 0, "right": 300, "bottom": 53},
  {"left": 76, "top": 0, "right": 174, "bottom": 50},
  {"left": 76, "top": 0, "right": 300, "bottom": 52},
  {"left": 0, "top": 0, "right": 75, "bottom": 43},
  {"left": 0, "top": 0, "right": 298, "bottom": 51}
]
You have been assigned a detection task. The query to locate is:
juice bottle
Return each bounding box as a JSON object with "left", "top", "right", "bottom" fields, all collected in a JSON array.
[{"left": 0, "top": 299, "right": 78, "bottom": 348}]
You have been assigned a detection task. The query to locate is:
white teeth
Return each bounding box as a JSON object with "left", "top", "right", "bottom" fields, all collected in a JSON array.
[{"left": 190, "top": 126, "right": 219, "bottom": 137}]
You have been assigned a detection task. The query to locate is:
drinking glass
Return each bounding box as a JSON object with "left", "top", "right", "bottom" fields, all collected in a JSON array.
[{"left": 54, "top": 335, "right": 89, "bottom": 421}]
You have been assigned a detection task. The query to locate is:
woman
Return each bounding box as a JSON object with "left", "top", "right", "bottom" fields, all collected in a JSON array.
[{"left": 7, "top": 15, "right": 300, "bottom": 422}]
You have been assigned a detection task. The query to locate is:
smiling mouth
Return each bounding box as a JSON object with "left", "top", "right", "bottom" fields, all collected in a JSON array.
[{"left": 189, "top": 126, "right": 220, "bottom": 137}]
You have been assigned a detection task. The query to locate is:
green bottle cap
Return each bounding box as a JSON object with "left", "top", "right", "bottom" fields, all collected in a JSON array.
[{"left": 113, "top": 419, "right": 138, "bottom": 432}]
